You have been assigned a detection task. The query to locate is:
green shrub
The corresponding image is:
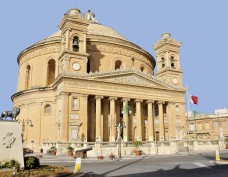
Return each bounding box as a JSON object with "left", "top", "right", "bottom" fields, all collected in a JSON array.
[
  {"left": 24, "top": 156, "right": 40, "bottom": 169},
  {"left": 0, "top": 159, "right": 20, "bottom": 169},
  {"left": 133, "top": 140, "right": 142, "bottom": 149},
  {"left": 224, "top": 137, "right": 228, "bottom": 144}
]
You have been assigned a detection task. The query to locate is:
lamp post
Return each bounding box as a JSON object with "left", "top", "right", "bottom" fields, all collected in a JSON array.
[
  {"left": 117, "top": 122, "right": 123, "bottom": 158},
  {"left": 18, "top": 119, "right": 34, "bottom": 143},
  {"left": 193, "top": 111, "right": 198, "bottom": 141}
]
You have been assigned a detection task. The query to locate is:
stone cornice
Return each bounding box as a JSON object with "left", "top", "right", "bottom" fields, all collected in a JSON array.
[
  {"left": 17, "top": 41, "right": 61, "bottom": 64},
  {"left": 87, "top": 40, "right": 155, "bottom": 68},
  {"left": 156, "top": 67, "right": 183, "bottom": 75},
  {"left": 58, "top": 49, "right": 90, "bottom": 61},
  {"left": 11, "top": 86, "right": 53, "bottom": 101}
]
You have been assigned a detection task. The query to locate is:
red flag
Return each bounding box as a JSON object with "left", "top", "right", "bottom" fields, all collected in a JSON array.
[{"left": 189, "top": 94, "right": 198, "bottom": 105}]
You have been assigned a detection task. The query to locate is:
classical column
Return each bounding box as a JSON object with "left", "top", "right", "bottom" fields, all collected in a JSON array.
[
  {"left": 81, "top": 95, "right": 88, "bottom": 142},
  {"left": 109, "top": 97, "right": 117, "bottom": 142},
  {"left": 123, "top": 98, "right": 130, "bottom": 142},
  {"left": 89, "top": 98, "right": 95, "bottom": 142},
  {"left": 60, "top": 92, "right": 69, "bottom": 141},
  {"left": 135, "top": 99, "right": 143, "bottom": 141},
  {"left": 168, "top": 102, "right": 176, "bottom": 140},
  {"left": 158, "top": 101, "right": 165, "bottom": 141},
  {"left": 95, "top": 96, "right": 103, "bottom": 142},
  {"left": 147, "top": 100, "right": 155, "bottom": 141}
]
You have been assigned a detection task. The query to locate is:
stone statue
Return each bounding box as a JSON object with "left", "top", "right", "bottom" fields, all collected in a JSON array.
[
  {"left": 220, "top": 126, "right": 224, "bottom": 140},
  {"left": 1, "top": 108, "right": 20, "bottom": 120}
]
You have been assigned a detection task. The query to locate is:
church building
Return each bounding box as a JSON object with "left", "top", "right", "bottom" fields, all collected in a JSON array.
[{"left": 12, "top": 7, "right": 186, "bottom": 154}]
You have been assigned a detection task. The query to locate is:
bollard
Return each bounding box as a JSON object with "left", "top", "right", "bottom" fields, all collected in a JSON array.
[
  {"left": 74, "top": 157, "right": 82, "bottom": 173},
  {"left": 215, "top": 150, "right": 220, "bottom": 161}
]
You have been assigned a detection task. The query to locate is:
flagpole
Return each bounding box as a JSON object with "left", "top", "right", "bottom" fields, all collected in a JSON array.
[{"left": 187, "top": 84, "right": 190, "bottom": 117}]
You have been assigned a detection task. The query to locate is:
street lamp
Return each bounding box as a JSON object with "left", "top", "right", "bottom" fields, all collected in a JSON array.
[
  {"left": 18, "top": 119, "right": 34, "bottom": 143},
  {"left": 116, "top": 122, "right": 123, "bottom": 158}
]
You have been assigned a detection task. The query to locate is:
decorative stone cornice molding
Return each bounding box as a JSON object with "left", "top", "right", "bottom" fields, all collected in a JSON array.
[
  {"left": 18, "top": 44, "right": 61, "bottom": 64},
  {"left": 87, "top": 41, "right": 154, "bottom": 67}
]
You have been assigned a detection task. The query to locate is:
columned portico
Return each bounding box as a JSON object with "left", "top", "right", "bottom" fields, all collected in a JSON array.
[
  {"left": 60, "top": 92, "right": 69, "bottom": 141},
  {"left": 135, "top": 99, "right": 143, "bottom": 141},
  {"left": 123, "top": 98, "right": 130, "bottom": 142},
  {"left": 109, "top": 97, "right": 117, "bottom": 142},
  {"left": 158, "top": 101, "right": 165, "bottom": 141},
  {"left": 95, "top": 96, "right": 103, "bottom": 142},
  {"left": 168, "top": 102, "right": 176, "bottom": 140},
  {"left": 147, "top": 100, "right": 155, "bottom": 141}
]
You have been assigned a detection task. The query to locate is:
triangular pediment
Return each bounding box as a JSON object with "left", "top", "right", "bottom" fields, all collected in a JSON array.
[{"left": 86, "top": 70, "right": 177, "bottom": 90}]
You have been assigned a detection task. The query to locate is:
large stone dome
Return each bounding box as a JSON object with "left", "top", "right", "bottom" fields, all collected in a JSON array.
[{"left": 36, "top": 23, "right": 128, "bottom": 45}]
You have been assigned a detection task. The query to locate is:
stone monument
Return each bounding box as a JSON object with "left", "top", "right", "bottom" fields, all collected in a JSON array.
[{"left": 0, "top": 108, "right": 24, "bottom": 168}]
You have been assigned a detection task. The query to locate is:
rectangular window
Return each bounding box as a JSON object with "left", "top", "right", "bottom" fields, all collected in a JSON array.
[
  {"left": 205, "top": 122, "right": 210, "bottom": 130},
  {"left": 222, "top": 122, "right": 227, "bottom": 129},
  {"left": 197, "top": 123, "right": 202, "bottom": 130},
  {"left": 72, "top": 98, "right": 78, "bottom": 110},
  {"left": 214, "top": 122, "right": 219, "bottom": 129},
  {"left": 190, "top": 124, "right": 195, "bottom": 131}
]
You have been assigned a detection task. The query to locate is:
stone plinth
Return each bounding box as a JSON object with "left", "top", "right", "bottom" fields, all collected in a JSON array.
[{"left": 0, "top": 121, "right": 24, "bottom": 168}]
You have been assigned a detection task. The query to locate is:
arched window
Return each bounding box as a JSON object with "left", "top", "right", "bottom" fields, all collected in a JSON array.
[
  {"left": 171, "top": 56, "right": 175, "bottom": 68},
  {"left": 44, "top": 104, "right": 51, "bottom": 114},
  {"left": 140, "top": 65, "right": 145, "bottom": 72},
  {"left": 161, "top": 57, "right": 165, "bottom": 68},
  {"left": 72, "top": 36, "right": 79, "bottom": 52},
  {"left": 25, "top": 65, "right": 31, "bottom": 90},
  {"left": 115, "top": 60, "right": 122, "bottom": 70},
  {"left": 47, "top": 59, "right": 56, "bottom": 85}
]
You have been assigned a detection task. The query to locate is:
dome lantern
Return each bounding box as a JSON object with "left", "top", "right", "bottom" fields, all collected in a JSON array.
[
  {"left": 83, "top": 10, "right": 97, "bottom": 23},
  {"left": 69, "top": 7, "right": 81, "bottom": 16}
]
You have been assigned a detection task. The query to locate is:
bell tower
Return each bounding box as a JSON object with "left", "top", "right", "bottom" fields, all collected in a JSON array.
[
  {"left": 153, "top": 33, "right": 183, "bottom": 86},
  {"left": 58, "top": 7, "right": 90, "bottom": 74}
]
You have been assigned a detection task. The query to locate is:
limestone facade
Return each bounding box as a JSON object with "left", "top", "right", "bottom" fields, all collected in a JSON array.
[
  {"left": 187, "top": 109, "right": 228, "bottom": 141},
  {"left": 12, "top": 7, "right": 186, "bottom": 152}
]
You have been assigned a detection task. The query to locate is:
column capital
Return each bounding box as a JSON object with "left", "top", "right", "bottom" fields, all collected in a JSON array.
[
  {"left": 122, "top": 98, "right": 130, "bottom": 102},
  {"left": 109, "top": 97, "right": 117, "bottom": 101},
  {"left": 147, "top": 100, "right": 155, "bottom": 104},
  {"left": 158, "top": 101, "right": 165, "bottom": 105},
  {"left": 135, "top": 99, "right": 143, "bottom": 103},
  {"left": 95, "top": 96, "right": 104, "bottom": 100}
]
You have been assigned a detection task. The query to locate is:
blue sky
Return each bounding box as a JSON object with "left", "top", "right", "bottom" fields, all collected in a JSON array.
[{"left": 0, "top": 0, "right": 227, "bottom": 114}]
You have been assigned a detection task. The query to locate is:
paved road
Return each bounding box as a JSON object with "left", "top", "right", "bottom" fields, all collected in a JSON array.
[{"left": 40, "top": 152, "right": 228, "bottom": 177}]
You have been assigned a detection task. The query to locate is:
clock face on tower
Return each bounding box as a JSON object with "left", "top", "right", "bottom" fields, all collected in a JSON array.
[
  {"left": 72, "top": 63, "right": 81, "bottom": 71},
  {"left": 173, "top": 78, "right": 178, "bottom": 85}
]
